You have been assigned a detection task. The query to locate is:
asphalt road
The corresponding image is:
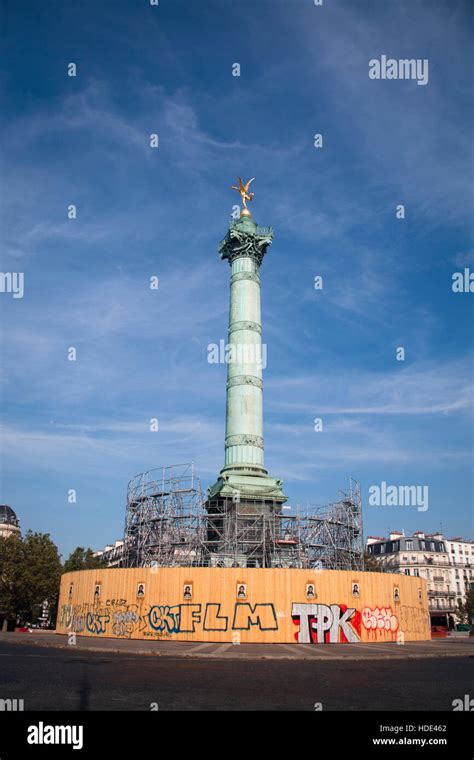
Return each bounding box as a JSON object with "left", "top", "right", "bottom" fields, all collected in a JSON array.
[{"left": 0, "top": 640, "right": 472, "bottom": 711}]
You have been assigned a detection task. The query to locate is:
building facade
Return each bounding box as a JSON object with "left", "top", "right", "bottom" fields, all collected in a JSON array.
[
  {"left": 366, "top": 531, "right": 473, "bottom": 625},
  {"left": 0, "top": 504, "right": 21, "bottom": 539},
  {"left": 93, "top": 539, "right": 125, "bottom": 568},
  {"left": 444, "top": 537, "right": 474, "bottom": 614}
]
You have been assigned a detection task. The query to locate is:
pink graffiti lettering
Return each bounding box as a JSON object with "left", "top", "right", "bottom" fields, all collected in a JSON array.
[{"left": 361, "top": 607, "right": 398, "bottom": 632}]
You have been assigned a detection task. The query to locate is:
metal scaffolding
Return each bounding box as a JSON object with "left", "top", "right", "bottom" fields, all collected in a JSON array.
[
  {"left": 299, "top": 479, "right": 364, "bottom": 570},
  {"left": 124, "top": 463, "right": 204, "bottom": 568},
  {"left": 123, "top": 465, "right": 364, "bottom": 570}
]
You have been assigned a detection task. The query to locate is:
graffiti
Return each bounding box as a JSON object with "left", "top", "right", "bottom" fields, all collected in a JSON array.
[
  {"left": 203, "top": 603, "right": 227, "bottom": 631},
  {"left": 362, "top": 607, "right": 398, "bottom": 633},
  {"left": 232, "top": 603, "right": 278, "bottom": 631},
  {"left": 112, "top": 609, "right": 139, "bottom": 637},
  {"left": 59, "top": 601, "right": 142, "bottom": 638},
  {"left": 57, "top": 582, "right": 429, "bottom": 642},
  {"left": 58, "top": 604, "right": 72, "bottom": 628},
  {"left": 399, "top": 605, "right": 430, "bottom": 634},
  {"left": 60, "top": 600, "right": 279, "bottom": 638},
  {"left": 291, "top": 604, "right": 360, "bottom": 643},
  {"left": 58, "top": 603, "right": 87, "bottom": 633},
  {"left": 86, "top": 612, "right": 110, "bottom": 635},
  {"left": 147, "top": 605, "right": 180, "bottom": 634},
  {"left": 71, "top": 612, "right": 87, "bottom": 633},
  {"left": 145, "top": 602, "right": 278, "bottom": 634},
  {"left": 178, "top": 604, "right": 202, "bottom": 633},
  {"left": 147, "top": 604, "right": 208, "bottom": 635}
]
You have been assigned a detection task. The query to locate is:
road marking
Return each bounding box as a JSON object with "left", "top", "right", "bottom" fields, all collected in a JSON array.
[
  {"left": 345, "top": 643, "right": 400, "bottom": 653},
  {"left": 208, "top": 643, "right": 233, "bottom": 655},
  {"left": 297, "top": 644, "right": 336, "bottom": 656},
  {"left": 278, "top": 644, "right": 338, "bottom": 657},
  {"left": 186, "top": 643, "right": 215, "bottom": 653},
  {"left": 280, "top": 645, "right": 303, "bottom": 657}
]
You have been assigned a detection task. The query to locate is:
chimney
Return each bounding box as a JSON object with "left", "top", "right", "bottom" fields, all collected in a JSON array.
[{"left": 389, "top": 531, "right": 404, "bottom": 541}]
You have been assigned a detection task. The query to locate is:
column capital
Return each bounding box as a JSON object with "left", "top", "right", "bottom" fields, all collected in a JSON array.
[{"left": 219, "top": 217, "right": 273, "bottom": 266}]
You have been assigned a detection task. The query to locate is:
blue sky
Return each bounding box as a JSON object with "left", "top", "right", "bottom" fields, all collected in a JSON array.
[{"left": 0, "top": 0, "right": 472, "bottom": 559}]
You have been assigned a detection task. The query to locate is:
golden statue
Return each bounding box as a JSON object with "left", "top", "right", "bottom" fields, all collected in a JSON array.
[{"left": 231, "top": 177, "right": 255, "bottom": 216}]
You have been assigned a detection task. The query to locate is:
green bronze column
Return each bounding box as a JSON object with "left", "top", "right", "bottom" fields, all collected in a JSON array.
[
  {"left": 221, "top": 212, "right": 267, "bottom": 476},
  {"left": 207, "top": 179, "right": 287, "bottom": 512}
]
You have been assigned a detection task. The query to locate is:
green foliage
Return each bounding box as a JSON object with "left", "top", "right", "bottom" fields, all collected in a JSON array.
[
  {"left": 62, "top": 546, "right": 107, "bottom": 573},
  {"left": 0, "top": 533, "right": 25, "bottom": 623},
  {"left": 457, "top": 587, "right": 474, "bottom": 625},
  {"left": 0, "top": 531, "right": 62, "bottom": 625}
]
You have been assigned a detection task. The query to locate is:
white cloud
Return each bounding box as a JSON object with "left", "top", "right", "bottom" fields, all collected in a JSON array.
[{"left": 266, "top": 356, "right": 474, "bottom": 416}]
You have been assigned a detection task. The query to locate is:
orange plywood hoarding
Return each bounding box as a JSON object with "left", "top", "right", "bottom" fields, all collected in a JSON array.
[{"left": 56, "top": 567, "right": 430, "bottom": 644}]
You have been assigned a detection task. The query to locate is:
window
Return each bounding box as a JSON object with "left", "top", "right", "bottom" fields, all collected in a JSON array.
[
  {"left": 414, "top": 568, "right": 419, "bottom": 577},
  {"left": 406, "top": 541, "right": 413, "bottom": 550},
  {"left": 404, "top": 569, "right": 410, "bottom": 575}
]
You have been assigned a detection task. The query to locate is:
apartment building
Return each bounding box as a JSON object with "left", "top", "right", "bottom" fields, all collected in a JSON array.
[
  {"left": 444, "top": 537, "right": 474, "bottom": 613},
  {"left": 366, "top": 531, "right": 468, "bottom": 625},
  {"left": 93, "top": 539, "right": 125, "bottom": 568}
]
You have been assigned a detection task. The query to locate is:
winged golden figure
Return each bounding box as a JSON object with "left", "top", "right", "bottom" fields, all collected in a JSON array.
[{"left": 231, "top": 177, "right": 255, "bottom": 213}]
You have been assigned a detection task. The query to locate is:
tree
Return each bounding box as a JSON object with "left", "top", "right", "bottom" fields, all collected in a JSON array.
[
  {"left": 0, "top": 531, "right": 62, "bottom": 627},
  {"left": 457, "top": 587, "right": 474, "bottom": 625},
  {"left": 363, "top": 550, "right": 385, "bottom": 572},
  {"left": 62, "top": 546, "right": 107, "bottom": 573},
  {"left": 21, "top": 532, "right": 62, "bottom": 624},
  {"left": 0, "top": 533, "right": 26, "bottom": 626},
  {"left": 456, "top": 599, "right": 467, "bottom": 624}
]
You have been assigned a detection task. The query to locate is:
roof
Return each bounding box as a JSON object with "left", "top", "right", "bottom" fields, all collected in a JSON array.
[{"left": 0, "top": 504, "right": 19, "bottom": 527}]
